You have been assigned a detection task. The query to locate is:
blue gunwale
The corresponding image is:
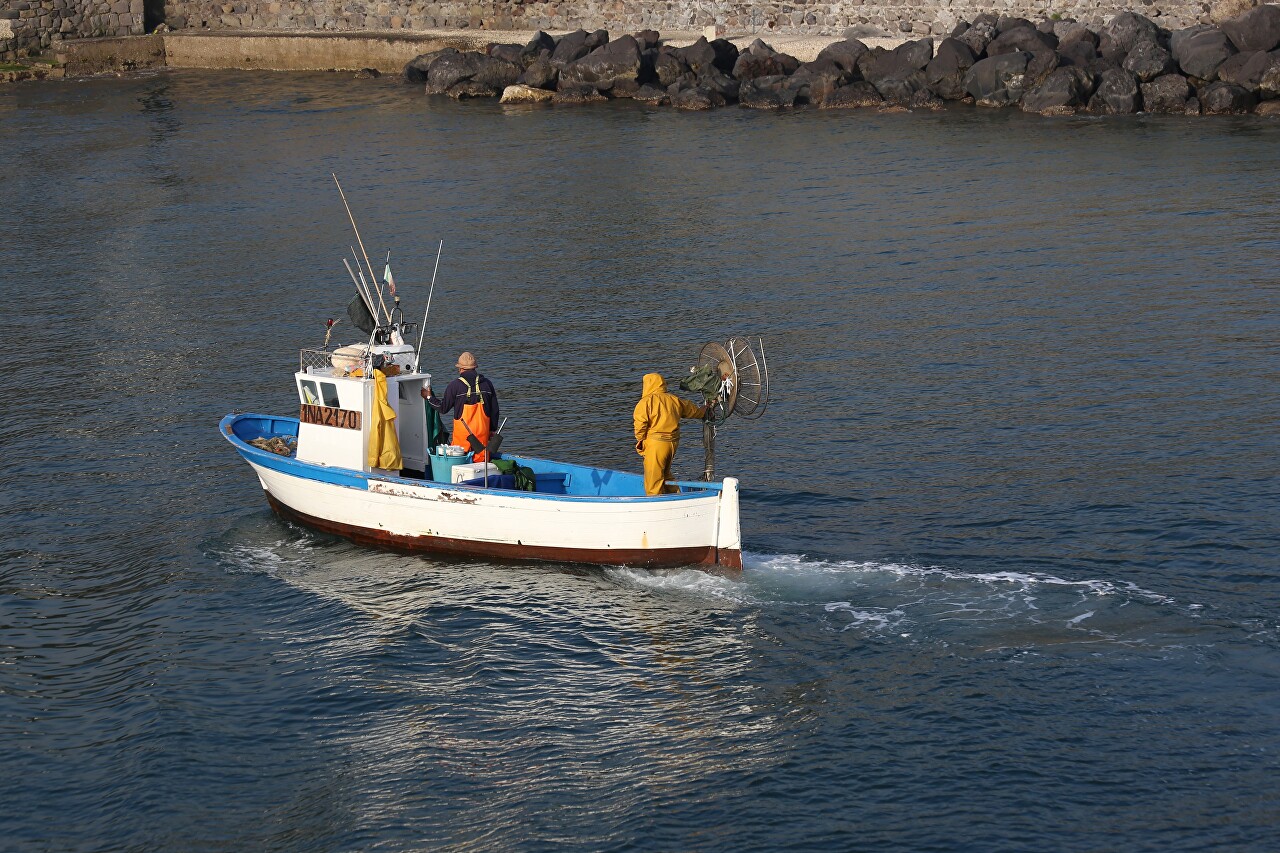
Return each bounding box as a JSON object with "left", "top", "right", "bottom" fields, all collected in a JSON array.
[{"left": 219, "top": 412, "right": 720, "bottom": 503}]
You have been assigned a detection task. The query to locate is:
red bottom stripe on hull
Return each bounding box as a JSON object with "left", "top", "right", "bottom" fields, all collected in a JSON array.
[{"left": 265, "top": 492, "right": 742, "bottom": 572}]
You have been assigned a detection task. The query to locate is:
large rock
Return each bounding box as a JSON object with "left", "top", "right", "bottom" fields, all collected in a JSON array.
[
  {"left": 517, "top": 56, "right": 557, "bottom": 89},
  {"left": 956, "top": 19, "right": 997, "bottom": 57},
  {"left": 893, "top": 37, "right": 934, "bottom": 70},
  {"left": 552, "top": 83, "right": 607, "bottom": 105},
  {"left": 560, "top": 35, "right": 643, "bottom": 90},
  {"left": 522, "top": 31, "right": 556, "bottom": 63},
  {"left": 859, "top": 49, "right": 930, "bottom": 103},
  {"left": 550, "top": 30, "right": 593, "bottom": 68},
  {"left": 671, "top": 86, "right": 715, "bottom": 110},
  {"left": 1262, "top": 56, "right": 1280, "bottom": 96},
  {"left": 444, "top": 80, "right": 500, "bottom": 99},
  {"left": 404, "top": 48, "right": 456, "bottom": 83},
  {"left": 909, "top": 89, "right": 945, "bottom": 110},
  {"left": 816, "top": 37, "right": 870, "bottom": 74},
  {"left": 1199, "top": 79, "right": 1259, "bottom": 111},
  {"left": 632, "top": 84, "right": 669, "bottom": 104},
  {"left": 675, "top": 36, "right": 718, "bottom": 75},
  {"left": 634, "top": 30, "right": 660, "bottom": 50},
  {"left": 997, "top": 16, "right": 1037, "bottom": 34},
  {"left": 1059, "top": 38, "right": 1100, "bottom": 69},
  {"left": 1141, "top": 73, "right": 1192, "bottom": 111},
  {"left": 1088, "top": 66, "right": 1142, "bottom": 113},
  {"left": 1220, "top": 5, "right": 1280, "bottom": 52},
  {"left": 698, "top": 68, "right": 740, "bottom": 103},
  {"left": 654, "top": 49, "right": 689, "bottom": 88},
  {"left": 790, "top": 58, "right": 849, "bottom": 104},
  {"left": 964, "top": 51, "right": 1032, "bottom": 106},
  {"left": 1021, "top": 66, "right": 1097, "bottom": 112},
  {"left": 500, "top": 84, "right": 554, "bottom": 104},
  {"left": 1172, "top": 25, "right": 1238, "bottom": 80},
  {"left": 487, "top": 43, "right": 524, "bottom": 66},
  {"left": 986, "top": 25, "right": 1057, "bottom": 58},
  {"left": 1123, "top": 40, "right": 1178, "bottom": 82},
  {"left": 984, "top": 26, "right": 1059, "bottom": 85},
  {"left": 1056, "top": 22, "right": 1097, "bottom": 47},
  {"left": 1216, "top": 50, "right": 1272, "bottom": 88},
  {"left": 820, "top": 81, "right": 884, "bottom": 108},
  {"left": 708, "top": 38, "right": 740, "bottom": 75},
  {"left": 925, "top": 37, "right": 977, "bottom": 100},
  {"left": 732, "top": 39, "right": 800, "bottom": 80},
  {"left": 1098, "top": 12, "right": 1160, "bottom": 62},
  {"left": 738, "top": 75, "right": 799, "bottom": 109},
  {"left": 672, "top": 36, "right": 738, "bottom": 76},
  {"left": 608, "top": 78, "right": 642, "bottom": 99},
  {"left": 470, "top": 55, "right": 522, "bottom": 90},
  {"left": 1257, "top": 99, "right": 1280, "bottom": 114},
  {"left": 425, "top": 52, "right": 520, "bottom": 96}
]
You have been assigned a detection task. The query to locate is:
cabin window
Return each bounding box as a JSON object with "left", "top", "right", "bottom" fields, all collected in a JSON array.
[
  {"left": 300, "top": 380, "right": 320, "bottom": 405},
  {"left": 320, "top": 383, "right": 340, "bottom": 408}
]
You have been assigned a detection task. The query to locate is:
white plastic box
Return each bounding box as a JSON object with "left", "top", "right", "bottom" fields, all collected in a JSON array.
[{"left": 450, "top": 461, "right": 499, "bottom": 484}]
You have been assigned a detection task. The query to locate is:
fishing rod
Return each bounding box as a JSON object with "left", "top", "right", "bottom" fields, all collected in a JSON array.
[
  {"left": 348, "top": 244, "right": 392, "bottom": 335},
  {"left": 333, "top": 173, "right": 391, "bottom": 325},
  {"left": 342, "top": 256, "right": 376, "bottom": 319}
]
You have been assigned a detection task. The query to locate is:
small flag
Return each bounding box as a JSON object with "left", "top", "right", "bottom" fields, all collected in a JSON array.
[{"left": 384, "top": 263, "right": 396, "bottom": 297}]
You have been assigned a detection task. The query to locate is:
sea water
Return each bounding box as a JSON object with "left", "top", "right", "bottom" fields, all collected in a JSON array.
[{"left": 2, "top": 70, "right": 1279, "bottom": 851}]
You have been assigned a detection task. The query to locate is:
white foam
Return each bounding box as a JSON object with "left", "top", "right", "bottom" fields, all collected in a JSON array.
[
  {"left": 823, "top": 602, "right": 907, "bottom": 632},
  {"left": 220, "top": 541, "right": 310, "bottom": 576},
  {"left": 745, "top": 552, "right": 1176, "bottom": 605},
  {"left": 604, "top": 567, "right": 750, "bottom": 602},
  {"left": 1066, "top": 610, "right": 1096, "bottom": 626}
]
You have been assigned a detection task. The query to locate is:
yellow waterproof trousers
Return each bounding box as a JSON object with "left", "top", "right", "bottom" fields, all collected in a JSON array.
[{"left": 642, "top": 438, "right": 678, "bottom": 496}]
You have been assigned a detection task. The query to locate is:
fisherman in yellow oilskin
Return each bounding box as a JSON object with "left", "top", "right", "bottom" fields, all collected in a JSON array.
[{"left": 633, "top": 372, "right": 707, "bottom": 496}]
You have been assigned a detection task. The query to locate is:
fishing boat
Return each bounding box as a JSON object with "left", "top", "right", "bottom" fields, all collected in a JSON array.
[{"left": 220, "top": 180, "right": 769, "bottom": 572}]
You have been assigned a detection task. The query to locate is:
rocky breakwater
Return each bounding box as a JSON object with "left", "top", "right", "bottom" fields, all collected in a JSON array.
[{"left": 401, "top": 5, "right": 1280, "bottom": 117}]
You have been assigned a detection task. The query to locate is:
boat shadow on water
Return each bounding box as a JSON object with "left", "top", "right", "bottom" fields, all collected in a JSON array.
[{"left": 203, "top": 507, "right": 1257, "bottom": 665}]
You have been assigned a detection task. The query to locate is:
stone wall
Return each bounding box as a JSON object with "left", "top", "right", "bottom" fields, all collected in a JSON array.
[
  {"left": 1, "top": 0, "right": 143, "bottom": 58},
  {"left": 4, "top": 0, "right": 1219, "bottom": 62},
  {"left": 158, "top": 1, "right": 1211, "bottom": 40}
]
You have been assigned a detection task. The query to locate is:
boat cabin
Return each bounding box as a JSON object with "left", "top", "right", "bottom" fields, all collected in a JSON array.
[{"left": 295, "top": 343, "right": 431, "bottom": 476}]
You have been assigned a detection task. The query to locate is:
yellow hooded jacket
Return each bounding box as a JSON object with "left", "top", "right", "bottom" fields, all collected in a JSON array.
[
  {"left": 633, "top": 373, "right": 704, "bottom": 449},
  {"left": 367, "top": 369, "right": 403, "bottom": 470}
]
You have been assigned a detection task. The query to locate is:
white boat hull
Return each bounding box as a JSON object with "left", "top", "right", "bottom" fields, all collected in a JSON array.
[{"left": 225, "top": 414, "right": 742, "bottom": 571}]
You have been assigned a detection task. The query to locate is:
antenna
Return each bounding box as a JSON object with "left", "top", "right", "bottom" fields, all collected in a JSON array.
[{"left": 414, "top": 240, "right": 443, "bottom": 373}]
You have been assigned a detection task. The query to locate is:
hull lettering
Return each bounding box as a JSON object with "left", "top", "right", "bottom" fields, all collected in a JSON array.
[{"left": 300, "top": 404, "right": 362, "bottom": 430}]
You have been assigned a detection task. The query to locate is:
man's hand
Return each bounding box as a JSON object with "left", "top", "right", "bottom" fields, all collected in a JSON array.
[
  {"left": 635, "top": 440, "right": 645, "bottom": 456},
  {"left": 420, "top": 385, "right": 431, "bottom": 399}
]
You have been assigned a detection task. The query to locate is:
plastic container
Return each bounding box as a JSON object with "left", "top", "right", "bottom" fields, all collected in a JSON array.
[
  {"left": 450, "top": 461, "right": 496, "bottom": 484},
  {"left": 430, "top": 452, "right": 472, "bottom": 483}
]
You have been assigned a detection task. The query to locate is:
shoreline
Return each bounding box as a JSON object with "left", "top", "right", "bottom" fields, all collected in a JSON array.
[
  {"left": 7, "top": 11, "right": 1280, "bottom": 120},
  {"left": 6, "top": 27, "right": 908, "bottom": 78}
]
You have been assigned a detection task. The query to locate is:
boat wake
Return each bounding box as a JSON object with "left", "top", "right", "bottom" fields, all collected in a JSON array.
[
  {"left": 209, "top": 511, "right": 1230, "bottom": 656},
  {"left": 609, "top": 551, "right": 1216, "bottom": 654}
]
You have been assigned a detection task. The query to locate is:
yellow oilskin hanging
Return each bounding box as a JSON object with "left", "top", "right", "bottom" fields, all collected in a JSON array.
[{"left": 368, "top": 368, "right": 403, "bottom": 471}]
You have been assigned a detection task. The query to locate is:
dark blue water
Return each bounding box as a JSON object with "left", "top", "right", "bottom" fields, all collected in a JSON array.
[{"left": 3, "top": 71, "right": 1279, "bottom": 851}]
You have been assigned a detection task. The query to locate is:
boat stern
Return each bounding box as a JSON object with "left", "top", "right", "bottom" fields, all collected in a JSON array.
[{"left": 711, "top": 476, "right": 743, "bottom": 571}]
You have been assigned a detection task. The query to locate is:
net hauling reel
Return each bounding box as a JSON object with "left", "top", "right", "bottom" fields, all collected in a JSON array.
[{"left": 679, "top": 336, "right": 771, "bottom": 481}]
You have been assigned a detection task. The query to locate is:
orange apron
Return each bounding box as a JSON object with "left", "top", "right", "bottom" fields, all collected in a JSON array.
[{"left": 451, "top": 377, "right": 492, "bottom": 462}]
